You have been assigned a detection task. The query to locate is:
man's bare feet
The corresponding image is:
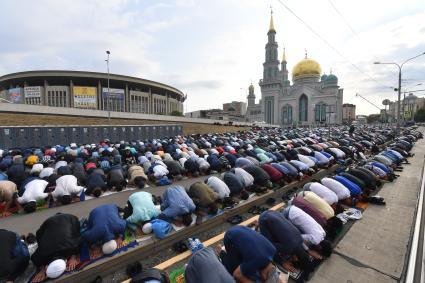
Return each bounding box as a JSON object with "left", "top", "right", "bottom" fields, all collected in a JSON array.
[
  {"left": 67, "top": 255, "right": 78, "bottom": 271},
  {"left": 308, "top": 249, "right": 323, "bottom": 260},
  {"left": 214, "top": 244, "right": 223, "bottom": 256},
  {"left": 260, "top": 262, "right": 274, "bottom": 282},
  {"left": 282, "top": 260, "right": 298, "bottom": 273}
]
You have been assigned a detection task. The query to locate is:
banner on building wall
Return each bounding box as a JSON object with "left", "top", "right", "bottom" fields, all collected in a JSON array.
[
  {"left": 8, "top": 88, "right": 22, "bottom": 103},
  {"left": 102, "top": 88, "right": 124, "bottom": 100},
  {"left": 24, "top": 86, "right": 42, "bottom": 98},
  {"left": 0, "top": 90, "right": 8, "bottom": 101},
  {"left": 73, "top": 86, "right": 97, "bottom": 109}
]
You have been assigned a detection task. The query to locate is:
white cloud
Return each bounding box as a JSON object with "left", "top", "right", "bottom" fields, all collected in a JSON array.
[{"left": 0, "top": 0, "right": 424, "bottom": 115}]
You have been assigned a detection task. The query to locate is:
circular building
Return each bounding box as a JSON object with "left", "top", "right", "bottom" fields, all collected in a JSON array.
[{"left": 0, "top": 70, "right": 184, "bottom": 115}]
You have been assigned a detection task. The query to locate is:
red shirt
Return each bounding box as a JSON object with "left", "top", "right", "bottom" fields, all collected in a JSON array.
[
  {"left": 261, "top": 163, "right": 283, "bottom": 182},
  {"left": 216, "top": 147, "right": 224, "bottom": 154}
]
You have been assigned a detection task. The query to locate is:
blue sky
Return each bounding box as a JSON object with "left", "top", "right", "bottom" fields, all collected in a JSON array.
[{"left": 1, "top": 0, "right": 425, "bottom": 114}]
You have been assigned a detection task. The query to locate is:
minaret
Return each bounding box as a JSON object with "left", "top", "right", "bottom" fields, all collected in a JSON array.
[
  {"left": 281, "top": 46, "right": 289, "bottom": 84},
  {"left": 262, "top": 9, "right": 279, "bottom": 82},
  {"left": 247, "top": 82, "right": 255, "bottom": 106}
]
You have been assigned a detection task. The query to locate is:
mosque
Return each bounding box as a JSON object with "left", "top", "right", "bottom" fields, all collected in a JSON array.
[{"left": 246, "top": 12, "right": 344, "bottom": 126}]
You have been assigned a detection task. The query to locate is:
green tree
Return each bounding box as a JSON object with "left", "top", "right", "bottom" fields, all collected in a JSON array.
[
  {"left": 367, "top": 114, "right": 381, "bottom": 124},
  {"left": 415, "top": 107, "right": 425, "bottom": 122},
  {"left": 170, "top": 110, "right": 183, "bottom": 117}
]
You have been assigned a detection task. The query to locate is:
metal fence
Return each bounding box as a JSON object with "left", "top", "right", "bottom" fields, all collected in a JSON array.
[{"left": 0, "top": 124, "right": 182, "bottom": 149}]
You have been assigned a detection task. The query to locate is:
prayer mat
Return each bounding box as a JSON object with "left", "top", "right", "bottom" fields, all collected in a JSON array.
[
  {"left": 355, "top": 201, "right": 369, "bottom": 210},
  {"left": 29, "top": 237, "right": 139, "bottom": 282},
  {"left": 169, "top": 267, "right": 186, "bottom": 283},
  {"left": 0, "top": 199, "right": 49, "bottom": 219}
]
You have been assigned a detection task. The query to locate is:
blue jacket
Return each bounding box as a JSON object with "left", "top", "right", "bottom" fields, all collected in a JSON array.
[
  {"left": 224, "top": 226, "right": 276, "bottom": 281},
  {"left": 271, "top": 163, "right": 290, "bottom": 175},
  {"left": 280, "top": 162, "right": 299, "bottom": 177},
  {"left": 370, "top": 161, "right": 391, "bottom": 174},
  {"left": 334, "top": 175, "right": 362, "bottom": 196},
  {"left": 290, "top": 160, "right": 309, "bottom": 171},
  {"left": 235, "top": 157, "right": 253, "bottom": 168},
  {"left": 160, "top": 186, "right": 195, "bottom": 221},
  {"left": 83, "top": 204, "right": 126, "bottom": 244}
]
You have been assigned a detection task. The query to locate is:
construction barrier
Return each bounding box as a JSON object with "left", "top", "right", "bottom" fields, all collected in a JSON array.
[{"left": 0, "top": 124, "right": 183, "bottom": 149}]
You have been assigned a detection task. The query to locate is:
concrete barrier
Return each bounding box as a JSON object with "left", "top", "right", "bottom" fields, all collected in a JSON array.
[{"left": 0, "top": 124, "right": 182, "bottom": 149}]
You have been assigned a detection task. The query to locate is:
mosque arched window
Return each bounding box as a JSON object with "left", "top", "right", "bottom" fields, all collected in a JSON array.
[
  {"left": 299, "top": 94, "right": 308, "bottom": 122},
  {"left": 282, "top": 105, "right": 293, "bottom": 124},
  {"left": 315, "top": 103, "right": 327, "bottom": 122}
]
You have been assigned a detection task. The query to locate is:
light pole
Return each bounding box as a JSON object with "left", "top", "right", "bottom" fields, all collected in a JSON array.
[
  {"left": 374, "top": 51, "right": 425, "bottom": 133},
  {"left": 105, "top": 50, "right": 111, "bottom": 124}
]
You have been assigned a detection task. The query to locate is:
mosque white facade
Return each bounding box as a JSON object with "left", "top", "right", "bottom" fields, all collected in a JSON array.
[{"left": 246, "top": 13, "right": 344, "bottom": 126}]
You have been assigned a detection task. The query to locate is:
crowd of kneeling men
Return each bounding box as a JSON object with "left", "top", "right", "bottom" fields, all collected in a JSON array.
[{"left": 0, "top": 126, "right": 421, "bottom": 282}]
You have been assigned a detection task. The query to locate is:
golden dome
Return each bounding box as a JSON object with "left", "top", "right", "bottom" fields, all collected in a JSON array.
[{"left": 292, "top": 58, "right": 322, "bottom": 78}]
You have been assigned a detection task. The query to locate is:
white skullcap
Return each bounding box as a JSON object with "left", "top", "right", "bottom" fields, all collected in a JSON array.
[
  {"left": 102, "top": 239, "right": 117, "bottom": 255},
  {"left": 142, "top": 223, "right": 153, "bottom": 234},
  {"left": 46, "top": 259, "right": 66, "bottom": 279},
  {"left": 70, "top": 143, "right": 77, "bottom": 148},
  {"left": 31, "top": 163, "right": 44, "bottom": 174}
]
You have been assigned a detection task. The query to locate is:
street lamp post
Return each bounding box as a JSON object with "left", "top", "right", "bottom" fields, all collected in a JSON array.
[
  {"left": 105, "top": 50, "right": 111, "bottom": 124},
  {"left": 374, "top": 51, "right": 425, "bottom": 133}
]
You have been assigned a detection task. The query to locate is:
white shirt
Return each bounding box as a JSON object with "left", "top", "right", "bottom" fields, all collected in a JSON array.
[
  {"left": 246, "top": 156, "right": 260, "bottom": 166},
  {"left": 188, "top": 151, "right": 198, "bottom": 159},
  {"left": 39, "top": 167, "right": 54, "bottom": 179},
  {"left": 52, "top": 175, "right": 84, "bottom": 199},
  {"left": 153, "top": 164, "right": 169, "bottom": 178},
  {"left": 329, "top": 148, "right": 345, "bottom": 159},
  {"left": 233, "top": 167, "right": 254, "bottom": 187},
  {"left": 197, "top": 158, "right": 210, "bottom": 170},
  {"left": 286, "top": 205, "right": 326, "bottom": 246},
  {"left": 314, "top": 151, "right": 329, "bottom": 164},
  {"left": 321, "top": 177, "right": 350, "bottom": 200},
  {"left": 179, "top": 157, "right": 187, "bottom": 167},
  {"left": 298, "top": 154, "right": 315, "bottom": 168},
  {"left": 305, "top": 182, "right": 338, "bottom": 205},
  {"left": 17, "top": 179, "right": 49, "bottom": 204},
  {"left": 181, "top": 151, "right": 190, "bottom": 159},
  {"left": 54, "top": 160, "right": 68, "bottom": 171},
  {"left": 207, "top": 176, "right": 230, "bottom": 199}
]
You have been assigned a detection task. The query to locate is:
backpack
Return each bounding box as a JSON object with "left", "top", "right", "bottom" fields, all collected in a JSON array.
[
  {"left": 130, "top": 268, "right": 170, "bottom": 283},
  {"left": 151, "top": 219, "right": 174, "bottom": 239}
]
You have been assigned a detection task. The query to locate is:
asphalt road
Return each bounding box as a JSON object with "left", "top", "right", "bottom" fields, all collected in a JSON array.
[{"left": 0, "top": 174, "right": 216, "bottom": 235}]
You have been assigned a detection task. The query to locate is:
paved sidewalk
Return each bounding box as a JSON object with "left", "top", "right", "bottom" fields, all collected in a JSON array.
[{"left": 311, "top": 133, "right": 425, "bottom": 283}]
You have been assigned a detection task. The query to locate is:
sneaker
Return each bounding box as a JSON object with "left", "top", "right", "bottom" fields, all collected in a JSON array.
[
  {"left": 345, "top": 208, "right": 362, "bottom": 220},
  {"left": 187, "top": 238, "right": 203, "bottom": 253}
]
